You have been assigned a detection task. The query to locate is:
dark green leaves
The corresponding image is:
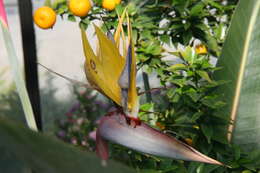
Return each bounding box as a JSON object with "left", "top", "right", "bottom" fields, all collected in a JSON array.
[
  {"left": 190, "top": 2, "right": 205, "bottom": 17},
  {"left": 0, "top": 117, "right": 135, "bottom": 173},
  {"left": 201, "top": 124, "right": 213, "bottom": 143}
]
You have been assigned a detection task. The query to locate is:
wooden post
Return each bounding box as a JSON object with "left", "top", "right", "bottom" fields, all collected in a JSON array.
[{"left": 18, "top": 0, "right": 42, "bottom": 131}]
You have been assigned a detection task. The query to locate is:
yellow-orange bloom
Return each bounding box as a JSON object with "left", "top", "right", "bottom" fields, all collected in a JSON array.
[{"left": 195, "top": 44, "right": 207, "bottom": 54}]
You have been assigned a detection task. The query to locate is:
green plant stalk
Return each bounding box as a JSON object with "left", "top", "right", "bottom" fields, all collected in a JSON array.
[
  {"left": 142, "top": 71, "right": 152, "bottom": 102},
  {"left": 0, "top": 22, "right": 37, "bottom": 131}
]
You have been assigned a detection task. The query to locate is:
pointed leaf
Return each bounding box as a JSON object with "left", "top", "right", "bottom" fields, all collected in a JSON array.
[
  {"left": 0, "top": 12, "right": 37, "bottom": 130},
  {"left": 214, "top": 0, "right": 260, "bottom": 150},
  {"left": 0, "top": 117, "right": 134, "bottom": 173},
  {"left": 197, "top": 70, "right": 212, "bottom": 83},
  {"left": 168, "top": 64, "right": 187, "bottom": 71},
  {"left": 201, "top": 124, "right": 213, "bottom": 144}
]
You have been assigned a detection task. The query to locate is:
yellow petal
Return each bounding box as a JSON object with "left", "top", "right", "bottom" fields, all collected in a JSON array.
[
  {"left": 126, "top": 13, "right": 139, "bottom": 117},
  {"left": 81, "top": 10, "right": 139, "bottom": 117},
  {"left": 94, "top": 25, "right": 125, "bottom": 105},
  {"left": 81, "top": 28, "right": 120, "bottom": 103},
  {"left": 114, "top": 8, "right": 127, "bottom": 48}
]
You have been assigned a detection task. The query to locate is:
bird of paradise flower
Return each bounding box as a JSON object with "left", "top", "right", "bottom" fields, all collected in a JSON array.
[
  {"left": 0, "top": 0, "right": 226, "bottom": 168},
  {"left": 81, "top": 9, "right": 225, "bottom": 167}
]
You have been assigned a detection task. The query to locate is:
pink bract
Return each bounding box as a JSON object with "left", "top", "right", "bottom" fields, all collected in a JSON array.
[{"left": 0, "top": 0, "right": 8, "bottom": 27}]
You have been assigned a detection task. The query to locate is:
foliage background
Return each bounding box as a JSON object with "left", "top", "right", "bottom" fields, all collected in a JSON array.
[{"left": 2, "top": 0, "right": 258, "bottom": 172}]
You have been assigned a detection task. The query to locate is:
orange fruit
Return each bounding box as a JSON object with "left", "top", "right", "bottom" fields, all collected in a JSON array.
[
  {"left": 102, "top": 0, "right": 121, "bottom": 11},
  {"left": 156, "top": 122, "right": 165, "bottom": 130},
  {"left": 34, "top": 6, "right": 56, "bottom": 29},
  {"left": 69, "top": 0, "right": 91, "bottom": 17},
  {"left": 184, "top": 138, "right": 193, "bottom": 146}
]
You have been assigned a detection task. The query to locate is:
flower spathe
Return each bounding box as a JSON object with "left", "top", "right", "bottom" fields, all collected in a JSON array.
[{"left": 96, "top": 110, "right": 224, "bottom": 166}]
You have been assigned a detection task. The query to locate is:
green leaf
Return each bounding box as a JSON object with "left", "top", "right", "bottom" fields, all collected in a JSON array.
[
  {"left": 201, "top": 124, "right": 213, "bottom": 144},
  {"left": 67, "top": 14, "right": 76, "bottom": 22},
  {"left": 214, "top": 23, "right": 226, "bottom": 41},
  {"left": 56, "top": 3, "right": 68, "bottom": 15},
  {"left": 182, "top": 31, "right": 192, "bottom": 45},
  {"left": 196, "top": 163, "right": 204, "bottom": 173},
  {"left": 211, "top": 127, "right": 229, "bottom": 144},
  {"left": 190, "top": 2, "right": 205, "bottom": 16},
  {"left": 169, "top": 51, "right": 181, "bottom": 57},
  {"left": 214, "top": 0, "right": 260, "bottom": 151},
  {"left": 186, "top": 88, "right": 200, "bottom": 102},
  {"left": 205, "top": 33, "right": 220, "bottom": 56},
  {"left": 188, "top": 162, "right": 200, "bottom": 173},
  {"left": 180, "top": 46, "right": 196, "bottom": 64},
  {"left": 170, "top": 24, "right": 183, "bottom": 30},
  {"left": 44, "top": 0, "right": 52, "bottom": 7},
  {"left": 206, "top": 0, "right": 223, "bottom": 10},
  {"left": 196, "top": 70, "right": 212, "bottom": 83},
  {"left": 79, "top": 21, "right": 88, "bottom": 30},
  {"left": 191, "top": 112, "right": 203, "bottom": 122},
  {"left": 115, "top": 4, "right": 124, "bottom": 14},
  {"left": 160, "top": 35, "right": 171, "bottom": 45},
  {"left": 140, "top": 103, "right": 154, "bottom": 111},
  {"left": 200, "top": 164, "right": 219, "bottom": 173},
  {"left": 184, "top": 22, "right": 191, "bottom": 30},
  {"left": 0, "top": 117, "right": 134, "bottom": 173},
  {"left": 140, "top": 170, "right": 160, "bottom": 173},
  {"left": 167, "top": 64, "right": 186, "bottom": 71},
  {"left": 233, "top": 145, "right": 241, "bottom": 161},
  {"left": 0, "top": 22, "right": 37, "bottom": 130},
  {"left": 52, "top": 0, "right": 67, "bottom": 10}
]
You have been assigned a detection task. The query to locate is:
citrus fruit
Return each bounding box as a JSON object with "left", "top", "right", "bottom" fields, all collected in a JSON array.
[
  {"left": 184, "top": 138, "right": 193, "bottom": 146},
  {"left": 102, "top": 0, "right": 121, "bottom": 11},
  {"left": 69, "top": 0, "right": 91, "bottom": 17},
  {"left": 156, "top": 122, "right": 165, "bottom": 130},
  {"left": 34, "top": 6, "right": 56, "bottom": 29}
]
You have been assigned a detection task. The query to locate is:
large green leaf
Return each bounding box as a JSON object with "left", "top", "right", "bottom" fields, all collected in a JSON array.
[
  {"left": 214, "top": 0, "right": 260, "bottom": 150},
  {"left": 0, "top": 22, "right": 37, "bottom": 131},
  {"left": 0, "top": 117, "right": 134, "bottom": 173}
]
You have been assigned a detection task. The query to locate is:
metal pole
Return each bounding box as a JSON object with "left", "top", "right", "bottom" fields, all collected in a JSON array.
[{"left": 18, "top": 0, "right": 42, "bottom": 131}]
